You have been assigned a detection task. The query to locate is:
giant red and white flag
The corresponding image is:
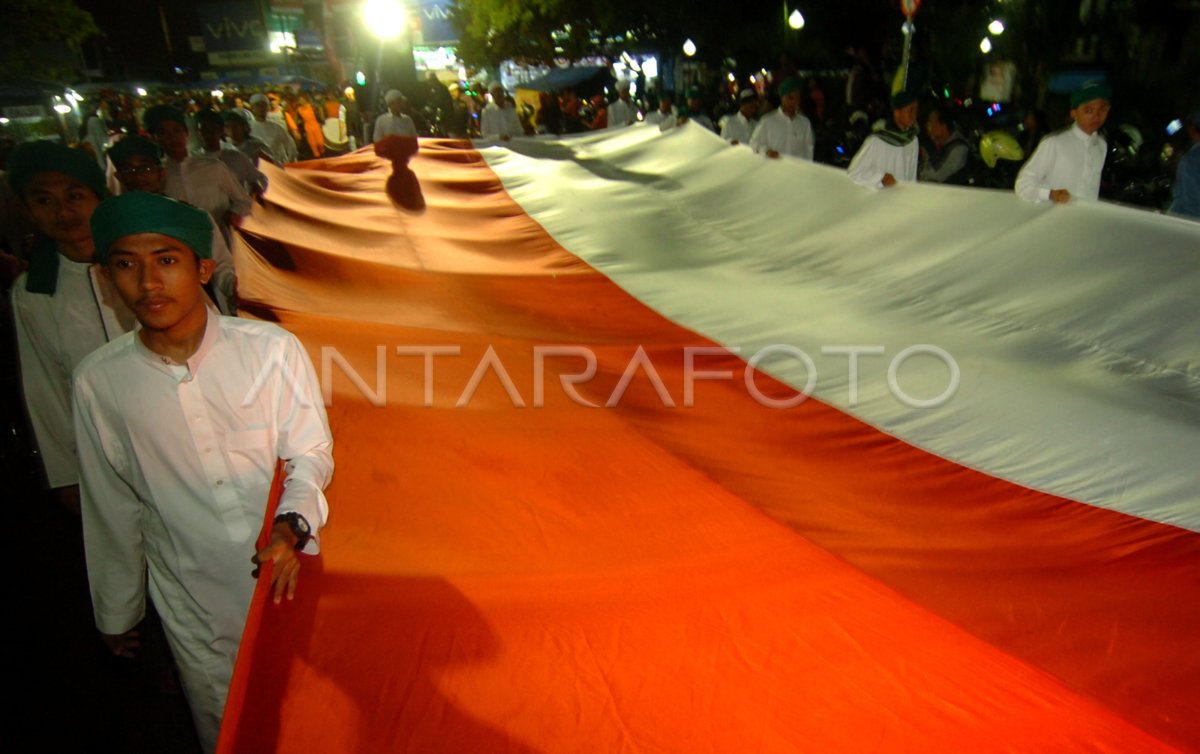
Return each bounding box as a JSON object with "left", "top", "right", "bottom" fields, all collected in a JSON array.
[{"left": 219, "top": 125, "right": 1199, "bottom": 753}]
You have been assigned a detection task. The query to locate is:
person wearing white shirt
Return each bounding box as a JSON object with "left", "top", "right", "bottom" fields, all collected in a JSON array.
[
  {"left": 680, "top": 89, "right": 716, "bottom": 132},
  {"left": 848, "top": 90, "right": 920, "bottom": 189},
  {"left": 223, "top": 109, "right": 276, "bottom": 166},
  {"left": 77, "top": 192, "right": 333, "bottom": 754},
  {"left": 1016, "top": 81, "right": 1111, "bottom": 204},
  {"left": 195, "top": 108, "right": 268, "bottom": 197},
  {"left": 481, "top": 84, "right": 524, "bottom": 139},
  {"left": 248, "top": 93, "right": 298, "bottom": 164},
  {"left": 7, "top": 141, "right": 136, "bottom": 509},
  {"left": 749, "top": 78, "right": 815, "bottom": 160},
  {"left": 84, "top": 101, "right": 109, "bottom": 170},
  {"left": 645, "top": 93, "right": 678, "bottom": 132},
  {"left": 106, "top": 134, "right": 238, "bottom": 315},
  {"left": 373, "top": 89, "right": 418, "bottom": 142},
  {"left": 145, "top": 105, "right": 252, "bottom": 240},
  {"left": 720, "top": 89, "right": 759, "bottom": 146},
  {"left": 607, "top": 81, "right": 637, "bottom": 129}
]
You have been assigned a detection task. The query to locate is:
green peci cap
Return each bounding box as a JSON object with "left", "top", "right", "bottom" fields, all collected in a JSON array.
[
  {"left": 7, "top": 140, "right": 107, "bottom": 200},
  {"left": 90, "top": 191, "right": 212, "bottom": 263}
]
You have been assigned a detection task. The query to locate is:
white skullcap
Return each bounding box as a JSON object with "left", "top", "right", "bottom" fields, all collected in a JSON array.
[
  {"left": 249, "top": 93, "right": 269, "bottom": 106},
  {"left": 385, "top": 89, "right": 405, "bottom": 104}
]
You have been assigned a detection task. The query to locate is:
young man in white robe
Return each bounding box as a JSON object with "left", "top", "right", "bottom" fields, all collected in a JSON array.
[
  {"left": 8, "top": 140, "right": 136, "bottom": 512},
  {"left": 75, "top": 192, "right": 333, "bottom": 753},
  {"left": 848, "top": 89, "right": 921, "bottom": 189},
  {"left": 1015, "top": 81, "right": 1112, "bottom": 204}
]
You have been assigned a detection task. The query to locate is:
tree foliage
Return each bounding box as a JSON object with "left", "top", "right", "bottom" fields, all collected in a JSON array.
[{"left": 0, "top": 0, "right": 102, "bottom": 81}]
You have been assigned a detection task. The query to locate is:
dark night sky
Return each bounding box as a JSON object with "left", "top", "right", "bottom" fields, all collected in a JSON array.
[{"left": 74, "top": 0, "right": 900, "bottom": 82}]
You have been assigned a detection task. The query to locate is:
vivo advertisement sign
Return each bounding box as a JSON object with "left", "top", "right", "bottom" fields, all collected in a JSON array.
[
  {"left": 416, "top": 0, "right": 457, "bottom": 45},
  {"left": 199, "top": 2, "right": 270, "bottom": 65}
]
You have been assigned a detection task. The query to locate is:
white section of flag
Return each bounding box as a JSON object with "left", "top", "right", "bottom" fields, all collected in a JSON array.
[{"left": 480, "top": 124, "right": 1200, "bottom": 531}]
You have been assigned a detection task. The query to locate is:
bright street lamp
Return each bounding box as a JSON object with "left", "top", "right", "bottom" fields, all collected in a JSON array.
[
  {"left": 364, "top": 0, "right": 407, "bottom": 40},
  {"left": 682, "top": 38, "right": 697, "bottom": 57},
  {"left": 988, "top": 19, "right": 1005, "bottom": 35},
  {"left": 788, "top": 9, "right": 805, "bottom": 29},
  {"left": 980, "top": 36, "right": 993, "bottom": 54},
  {"left": 53, "top": 103, "right": 72, "bottom": 114}
]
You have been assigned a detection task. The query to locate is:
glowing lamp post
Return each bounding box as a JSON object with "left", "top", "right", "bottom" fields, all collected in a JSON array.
[
  {"left": 364, "top": 0, "right": 407, "bottom": 40},
  {"left": 788, "top": 9, "right": 805, "bottom": 29}
]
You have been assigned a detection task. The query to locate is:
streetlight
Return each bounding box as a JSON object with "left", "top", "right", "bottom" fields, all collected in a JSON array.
[
  {"left": 788, "top": 9, "right": 805, "bottom": 30},
  {"left": 980, "top": 37, "right": 993, "bottom": 54},
  {"left": 364, "top": 0, "right": 406, "bottom": 40},
  {"left": 682, "top": 38, "right": 697, "bottom": 57},
  {"left": 988, "top": 19, "right": 1005, "bottom": 35},
  {"left": 53, "top": 103, "right": 72, "bottom": 114}
]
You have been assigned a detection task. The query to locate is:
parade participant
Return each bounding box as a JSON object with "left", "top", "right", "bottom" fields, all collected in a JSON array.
[
  {"left": 919, "top": 105, "right": 971, "bottom": 185},
  {"left": 248, "top": 93, "right": 298, "bottom": 164},
  {"left": 679, "top": 89, "right": 715, "bottom": 132},
  {"left": 848, "top": 89, "right": 920, "bottom": 188},
  {"left": 1015, "top": 80, "right": 1111, "bottom": 203},
  {"left": 76, "top": 191, "right": 333, "bottom": 754},
  {"left": 1169, "top": 108, "right": 1200, "bottom": 219},
  {"left": 607, "top": 81, "right": 637, "bottom": 129},
  {"left": 720, "top": 89, "right": 759, "bottom": 146},
  {"left": 83, "top": 100, "right": 110, "bottom": 170},
  {"left": 8, "top": 141, "right": 135, "bottom": 511},
  {"left": 749, "top": 78, "right": 815, "bottom": 160},
  {"left": 144, "top": 104, "right": 252, "bottom": 238},
  {"left": 296, "top": 93, "right": 325, "bottom": 158},
  {"left": 223, "top": 109, "right": 276, "bottom": 166},
  {"left": 481, "top": 84, "right": 523, "bottom": 139},
  {"left": 645, "top": 92, "right": 677, "bottom": 132},
  {"left": 194, "top": 109, "right": 267, "bottom": 198},
  {"left": 106, "top": 135, "right": 238, "bottom": 315},
  {"left": 373, "top": 89, "right": 418, "bottom": 141}
]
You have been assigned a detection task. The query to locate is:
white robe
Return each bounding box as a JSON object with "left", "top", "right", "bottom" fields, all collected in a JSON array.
[
  {"left": 847, "top": 134, "right": 919, "bottom": 189},
  {"left": 372, "top": 112, "right": 417, "bottom": 141},
  {"left": 163, "top": 155, "right": 252, "bottom": 232},
  {"left": 749, "top": 108, "right": 815, "bottom": 160},
  {"left": 720, "top": 112, "right": 756, "bottom": 145},
  {"left": 607, "top": 98, "right": 636, "bottom": 129},
  {"left": 11, "top": 257, "right": 135, "bottom": 487},
  {"left": 1015, "top": 124, "right": 1107, "bottom": 203},
  {"left": 480, "top": 103, "right": 523, "bottom": 139},
  {"left": 74, "top": 312, "right": 333, "bottom": 753},
  {"left": 250, "top": 117, "right": 297, "bottom": 164}
]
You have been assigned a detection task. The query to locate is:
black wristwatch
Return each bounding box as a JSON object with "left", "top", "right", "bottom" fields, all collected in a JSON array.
[{"left": 274, "top": 512, "right": 313, "bottom": 551}]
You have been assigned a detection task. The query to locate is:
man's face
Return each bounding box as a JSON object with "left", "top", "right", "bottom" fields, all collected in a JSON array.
[
  {"left": 491, "top": 89, "right": 505, "bottom": 107},
  {"left": 154, "top": 119, "right": 190, "bottom": 160},
  {"left": 1071, "top": 98, "right": 1111, "bottom": 136},
  {"left": 659, "top": 97, "right": 672, "bottom": 113},
  {"left": 198, "top": 119, "right": 224, "bottom": 151},
  {"left": 252, "top": 101, "right": 269, "bottom": 121},
  {"left": 388, "top": 97, "right": 407, "bottom": 115},
  {"left": 893, "top": 101, "right": 920, "bottom": 130},
  {"left": 740, "top": 100, "right": 757, "bottom": 118},
  {"left": 22, "top": 172, "right": 101, "bottom": 252},
  {"left": 781, "top": 90, "right": 802, "bottom": 115},
  {"left": 115, "top": 155, "right": 164, "bottom": 193},
  {"left": 104, "top": 233, "right": 214, "bottom": 334},
  {"left": 925, "top": 113, "right": 948, "bottom": 142}
]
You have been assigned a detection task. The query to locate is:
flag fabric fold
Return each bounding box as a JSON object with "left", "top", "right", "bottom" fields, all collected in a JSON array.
[{"left": 218, "top": 131, "right": 1199, "bottom": 754}]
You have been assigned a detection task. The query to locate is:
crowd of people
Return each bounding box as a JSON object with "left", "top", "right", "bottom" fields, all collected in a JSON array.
[{"left": 1, "top": 61, "right": 1198, "bottom": 753}]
